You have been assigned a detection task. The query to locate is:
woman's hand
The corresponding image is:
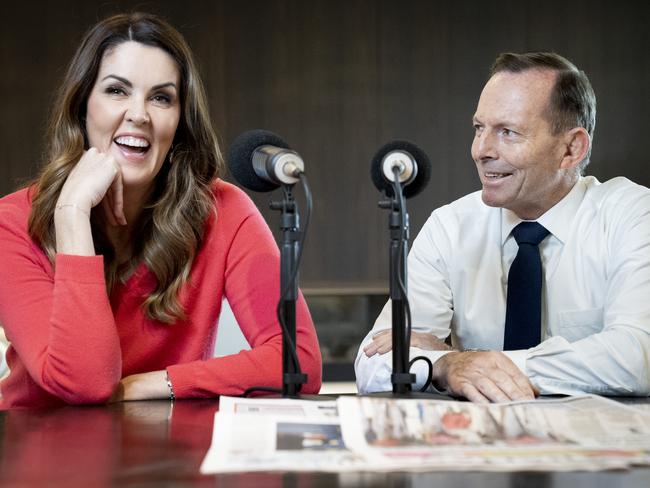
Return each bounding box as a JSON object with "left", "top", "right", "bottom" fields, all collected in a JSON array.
[
  {"left": 55, "top": 148, "right": 126, "bottom": 255},
  {"left": 109, "top": 370, "right": 170, "bottom": 402},
  {"left": 363, "top": 329, "right": 452, "bottom": 357},
  {"left": 57, "top": 147, "right": 126, "bottom": 226}
]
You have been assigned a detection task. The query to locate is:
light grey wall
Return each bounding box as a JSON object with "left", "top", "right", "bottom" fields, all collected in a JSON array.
[{"left": 213, "top": 300, "right": 250, "bottom": 357}]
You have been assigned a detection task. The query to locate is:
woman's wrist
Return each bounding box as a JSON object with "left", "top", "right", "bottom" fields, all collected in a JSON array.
[
  {"left": 54, "top": 205, "right": 95, "bottom": 256},
  {"left": 54, "top": 202, "right": 91, "bottom": 217},
  {"left": 114, "top": 371, "right": 170, "bottom": 401}
]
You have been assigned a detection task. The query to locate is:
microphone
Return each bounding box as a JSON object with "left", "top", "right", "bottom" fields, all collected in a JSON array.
[
  {"left": 227, "top": 129, "right": 312, "bottom": 396},
  {"left": 227, "top": 129, "right": 305, "bottom": 192},
  {"left": 370, "top": 140, "right": 431, "bottom": 198}
]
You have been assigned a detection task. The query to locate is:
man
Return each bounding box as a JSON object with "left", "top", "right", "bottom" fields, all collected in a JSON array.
[{"left": 356, "top": 52, "right": 650, "bottom": 403}]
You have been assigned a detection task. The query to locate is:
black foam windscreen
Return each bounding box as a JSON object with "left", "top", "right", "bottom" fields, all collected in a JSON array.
[
  {"left": 370, "top": 140, "right": 431, "bottom": 198},
  {"left": 227, "top": 129, "right": 291, "bottom": 192}
]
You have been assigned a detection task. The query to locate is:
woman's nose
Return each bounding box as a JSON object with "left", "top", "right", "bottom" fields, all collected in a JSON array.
[{"left": 125, "top": 99, "right": 150, "bottom": 125}]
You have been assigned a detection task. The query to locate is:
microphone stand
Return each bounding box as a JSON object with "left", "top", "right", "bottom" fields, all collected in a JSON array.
[
  {"left": 379, "top": 184, "right": 416, "bottom": 395},
  {"left": 270, "top": 185, "right": 308, "bottom": 397}
]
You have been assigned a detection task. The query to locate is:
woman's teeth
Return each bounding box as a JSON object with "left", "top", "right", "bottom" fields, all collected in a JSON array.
[{"left": 115, "top": 136, "right": 150, "bottom": 149}]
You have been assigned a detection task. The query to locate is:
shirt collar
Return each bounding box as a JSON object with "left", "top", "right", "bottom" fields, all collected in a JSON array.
[{"left": 501, "top": 177, "right": 587, "bottom": 245}]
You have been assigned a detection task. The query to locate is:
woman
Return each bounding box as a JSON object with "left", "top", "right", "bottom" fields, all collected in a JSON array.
[{"left": 0, "top": 12, "right": 321, "bottom": 408}]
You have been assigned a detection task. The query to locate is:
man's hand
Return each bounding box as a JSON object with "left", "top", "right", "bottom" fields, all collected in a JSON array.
[
  {"left": 432, "top": 351, "right": 538, "bottom": 404},
  {"left": 363, "top": 329, "right": 452, "bottom": 357}
]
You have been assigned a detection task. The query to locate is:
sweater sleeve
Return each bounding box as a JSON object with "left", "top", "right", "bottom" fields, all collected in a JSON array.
[
  {"left": 0, "top": 214, "right": 122, "bottom": 404},
  {"left": 167, "top": 202, "right": 322, "bottom": 397}
]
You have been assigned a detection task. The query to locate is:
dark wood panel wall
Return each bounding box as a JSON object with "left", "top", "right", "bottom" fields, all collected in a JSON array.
[{"left": 1, "top": 0, "right": 648, "bottom": 286}]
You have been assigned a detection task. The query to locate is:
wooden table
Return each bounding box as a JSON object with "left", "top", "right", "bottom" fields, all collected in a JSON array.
[{"left": 1, "top": 398, "right": 649, "bottom": 487}]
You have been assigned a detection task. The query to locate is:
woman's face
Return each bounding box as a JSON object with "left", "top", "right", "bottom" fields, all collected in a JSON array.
[{"left": 85, "top": 41, "right": 181, "bottom": 193}]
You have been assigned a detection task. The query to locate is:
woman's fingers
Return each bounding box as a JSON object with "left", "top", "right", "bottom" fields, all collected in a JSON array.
[
  {"left": 58, "top": 148, "right": 122, "bottom": 212},
  {"left": 102, "top": 191, "right": 118, "bottom": 227},
  {"left": 109, "top": 170, "right": 126, "bottom": 225}
]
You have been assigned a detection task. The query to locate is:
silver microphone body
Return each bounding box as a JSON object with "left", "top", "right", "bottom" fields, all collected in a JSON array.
[
  {"left": 381, "top": 150, "right": 418, "bottom": 185},
  {"left": 252, "top": 145, "right": 305, "bottom": 186}
]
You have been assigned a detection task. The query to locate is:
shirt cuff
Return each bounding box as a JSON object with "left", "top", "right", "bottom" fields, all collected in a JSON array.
[
  {"left": 55, "top": 254, "right": 105, "bottom": 283},
  {"left": 410, "top": 348, "right": 454, "bottom": 393},
  {"left": 501, "top": 349, "right": 528, "bottom": 375}
]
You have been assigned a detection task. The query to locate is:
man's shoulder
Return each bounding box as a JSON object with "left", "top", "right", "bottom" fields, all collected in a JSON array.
[
  {"left": 434, "top": 189, "right": 487, "bottom": 216},
  {"left": 417, "top": 189, "right": 498, "bottom": 247},
  {"left": 430, "top": 189, "right": 494, "bottom": 226},
  {"left": 583, "top": 176, "right": 650, "bottom": 215}
]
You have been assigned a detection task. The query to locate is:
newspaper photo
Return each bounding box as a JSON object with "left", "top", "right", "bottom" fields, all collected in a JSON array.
[
  {"left": 338, "top": 395, "right": 650, "bottom": 471},
  {"left": 200, "top": 412, "right": 368, "bottom": 473}
]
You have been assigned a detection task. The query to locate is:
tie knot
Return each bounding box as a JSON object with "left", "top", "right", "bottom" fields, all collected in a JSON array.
[{"left": 512, "top": 221, "right": 549, "bottom": 246}]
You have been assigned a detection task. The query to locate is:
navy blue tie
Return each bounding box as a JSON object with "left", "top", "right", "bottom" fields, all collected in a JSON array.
[{"left": 504, "top": 222, "right": 550, "bottom": 350}]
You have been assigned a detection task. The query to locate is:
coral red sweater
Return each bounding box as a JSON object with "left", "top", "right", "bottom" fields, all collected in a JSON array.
[{"left": 0, "top": 180, "right": 321, "bottom": 408}]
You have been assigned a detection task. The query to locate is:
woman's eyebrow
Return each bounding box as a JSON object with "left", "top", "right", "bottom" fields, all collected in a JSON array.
[{"left": 100, "top": 75, "right": 177, "bottom": 92}]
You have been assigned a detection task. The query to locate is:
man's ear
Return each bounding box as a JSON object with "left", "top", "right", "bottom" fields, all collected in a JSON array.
[{"left": 559, "top": 127, "right": 590, "bottom": 170}]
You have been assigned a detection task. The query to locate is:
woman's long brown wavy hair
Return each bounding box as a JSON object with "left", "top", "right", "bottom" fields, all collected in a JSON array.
[{"left": 28, "top": 12, "right": 224, "bottom": 323}]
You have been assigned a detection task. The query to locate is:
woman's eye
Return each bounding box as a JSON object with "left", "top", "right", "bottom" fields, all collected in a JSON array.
[
  {"left": 105, "top": 86, "right": 126, "bottom": 95},
  {"left": 152, "top": 94, "right": 171, "bottom": 104}
]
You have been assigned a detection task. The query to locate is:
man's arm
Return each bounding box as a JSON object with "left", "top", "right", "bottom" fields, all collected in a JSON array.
[
  {"left": 515, "top": 183, "right": 650, "bottom": 397},
  {"left": 355, "top": 212, "right": 456, "bottom": 394},
  {"left": 441, "top": 182, "right": 650, "bottom": 399},
  {"left": 354, "top": 208, "right": 545, "bottom": 402}
]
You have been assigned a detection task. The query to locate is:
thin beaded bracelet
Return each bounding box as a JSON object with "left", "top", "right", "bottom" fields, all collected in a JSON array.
[
  {"left": 166, "top": 371, "right": 175, "bottom": 401},
  {"left": 55, "top": 203, "right": 90, "bottom": 217}
]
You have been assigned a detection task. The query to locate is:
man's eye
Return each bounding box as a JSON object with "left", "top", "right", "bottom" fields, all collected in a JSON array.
[{"left": 501, "top": 128, "right": 515, "bottom": 136}]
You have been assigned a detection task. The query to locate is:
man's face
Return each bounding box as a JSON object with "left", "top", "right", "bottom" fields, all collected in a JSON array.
[{"left": 471, "top": 69, "right": 574, "bottom": 220}]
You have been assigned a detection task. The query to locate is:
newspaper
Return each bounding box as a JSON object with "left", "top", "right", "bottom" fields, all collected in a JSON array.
[
  {"left": 338, "top": 395, "right": 650, "bottom": 472},
  {"left": 200, "top": 395, "right": 650, "bottom": 473},
  {"left": 218, "top": 395, "right": 338, "bottom": 418},
  {"left": 200, "top": 396, "right": 364, "bottom": 473}
]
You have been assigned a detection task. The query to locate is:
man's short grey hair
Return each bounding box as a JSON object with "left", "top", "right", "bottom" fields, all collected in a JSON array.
[{"left": 490, "top": 52, "right": 596, "bottom": 172}]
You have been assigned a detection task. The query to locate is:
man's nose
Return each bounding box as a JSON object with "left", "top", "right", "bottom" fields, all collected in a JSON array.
[{"left": 473, "top": 130, "right": 498, "bottom": 161}]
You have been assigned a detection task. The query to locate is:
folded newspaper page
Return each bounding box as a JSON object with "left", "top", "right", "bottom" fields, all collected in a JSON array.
[
  {"left": 200, "top": 397, "right": 363, "bottom": 473},
  {"left": 201, "top": 395, "right": 650, "bottom": 473},
  {"left": 218, "top": 395, "right": 338, "bottom": 418},
  {"left": 338, "top": 395, "right": 650, "bottom": 472}
]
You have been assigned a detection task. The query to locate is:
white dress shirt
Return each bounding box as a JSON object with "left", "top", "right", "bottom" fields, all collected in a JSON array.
[{"left": 356, "top": 176, "right": 650, "bottom": 396}]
